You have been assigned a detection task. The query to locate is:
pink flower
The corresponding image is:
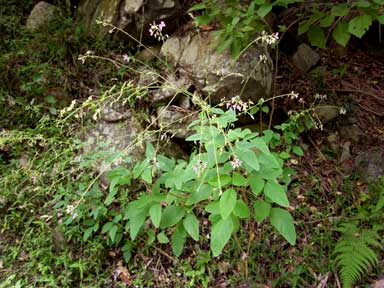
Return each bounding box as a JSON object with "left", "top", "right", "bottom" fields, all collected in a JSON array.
[{"left": 159, "top": 21, "right": 166, "bottom": 30}]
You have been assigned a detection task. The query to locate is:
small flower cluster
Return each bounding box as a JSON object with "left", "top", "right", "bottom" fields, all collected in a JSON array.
[
  {"left": 122, "top": 54, "right": 130, "bottom": 63},
  {"left": 230, "top": 156, "right": 242, "bottom": 169},
  {"left": 223, "top": 96, "right": 253, "bottom": 113},
  {"left": 314, "top": 93, "right": 327, "bottom": 101},
  {"left": 339, "top": 107, "right": 346, "bottom": 115},
  {"left": 289, "top": 91, "right": 299, "bottom": 100},
  {"left": 149, "top": 21, "right": 168, "bottom": 42},
  {"left": 259, "top": 54, "right": 268, "bottom": 63},
  {"left": 192, "top": 160, "right": 207, "bottom": 175},
  {"left": 256, "top": 31, "right": 279, "bottom": 46},
  {"left": 78, "top": 50, "right": 93, "bottom": 64},
  {"left": 66, "top": 204, "right": 78, "bottom": 220}
]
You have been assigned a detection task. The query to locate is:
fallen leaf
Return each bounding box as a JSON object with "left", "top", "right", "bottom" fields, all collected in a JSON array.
[{"left": 115, "top": 261, "right": 132, "bottom": 285}]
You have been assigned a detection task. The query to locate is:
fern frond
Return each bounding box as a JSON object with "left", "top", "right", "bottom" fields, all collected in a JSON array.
[{"left": 333, "top": 226, "right": 382, "bottom": 288}]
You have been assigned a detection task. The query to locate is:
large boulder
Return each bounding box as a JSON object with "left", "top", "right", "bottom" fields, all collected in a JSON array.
[
  {"left": 77, "top": 0, "right": 181, "bottom": 38},
  {"left": 26, "top": 1, "right": 62, "bottom": 30},
  {"left": 160, "top": 30, "right": 273, "bottom": 104}
]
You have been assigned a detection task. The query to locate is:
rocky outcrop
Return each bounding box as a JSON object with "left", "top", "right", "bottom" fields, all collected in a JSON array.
[
  {"left": 160, "top": 31, "right": 273, "bottom": 104},
  {"left": 26, "top": 1, "right": 62, "bottom": 30},
  {"left": 77, "top": 0, "right": 181, "bottom": 38}
]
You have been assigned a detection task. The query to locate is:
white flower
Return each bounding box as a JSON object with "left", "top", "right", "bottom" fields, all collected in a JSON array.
[
  {"left": 339, "top": 107, "right": 346, "bottom": 115},
  {"left": 230, "top": 156, "right": 242, "bottom": 169},
  {"left": 122, "top": 54, "right": 130, "bottom": 63},
  {"left": 290, "top": 91, "right": 299, "bottom": 99}
]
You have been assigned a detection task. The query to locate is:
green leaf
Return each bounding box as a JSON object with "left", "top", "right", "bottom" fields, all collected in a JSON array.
[
  {"left": 211, "top": 217, "right": 233, "bottom": 257},
  {"left": 141, "top": 167, "right": 152, "bottom": 184},
  {"left": 249, "top": 174, "right": 265, "bottom": 196},
  {"left": 186, "top": 184, "right": 212, "bottom": 205},
  {"left": 233, "top": 199, "right": 250, "bottom": 219},
  {"left": 264, "top": 181, "right": 289, "bottom": 207},
  {"left": 251, "top": 138, "right": 270, "bottom": 154},
  {"left": 109, "top": 225, "right": 118, "bottom": 242},
  {"left": 195, "top": 14, "right": 212, "bottom": 25},
  {"left": 308, "top": 26, "right": 326, "bottom": 48},
  {"left": 331, "top": 4, "right": 350, "bottom": 17},
  {"left": 188, "top": 3, "right": 206, "bottom": 12},
  {"left": 157, "top": 155, "right": 175, "bottom": 172},
  {"left": 269, "top": 208, "right": 296, "bottom": 245},
  {"left": 236, "top": 149, "right": 260, "bottom": 172},
  {"left": 377, "top": 14, "right": 384, "bottom": 25},
  {"left": 208, "top": 174, "right": 232, "bottom": 187},
  {"left": 232, "top": 172, "right": 247, "bottom": 186},
  {"left": 160, "top": 206, "right": 185, "bottom": 228},
  {"left": 149, "top": 204, "right": 162, "bottom": 228},
  {"left": 183, "top": 214, "right": 199, "bottom": 241},
  {"left": 101, "top": 222, "right": 113, "bottom": 233},
  {"left": 205, "top": 201, "right": 220, "bottom": 215},
  {"left": 254, "top": 200, "right": 271, "bottom": 222},
  {"left": 145, "top": 142, "right": 155, "bottom": 159},
  {"left": 157, "top": 231, "right": 169, "bottom": 244},
  {"left": 129, "top": 211, "right": 147, "bottom": 240},
  {"left": 220, "top": 189, "right": 237, "bottom": 219},
  {"left": 83, "top": 227, "right": 93, "bottom": 241},
  {"left": 279, "top": 151, "right": 291, "bottom": 159},
  {"left": 292, "top": 145, "right": 304, "bottom": 156},
  {"left": 104, "top": 187, "right": 118, "bottom": 206},
  {"left": 231, "top": 39, "right": 242, "bottom": 59},
  {"left": 348, "top": 15, "right": 372, "bottom": 38},
  {"left": 320, "top": 15, "right": 335, "bottom": 28},
  {"left": 257, "top": 4, "right": 272, "bottom": 17},
  {"left": 172, "top": 224, "right": 186, "bottom": 257},
  {"left": 332, "top": 22, "right": 351, "bottom": 47}
]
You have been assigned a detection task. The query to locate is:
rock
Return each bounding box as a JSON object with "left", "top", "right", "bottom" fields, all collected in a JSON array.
[
  {"left": 338, "top": 124, "right": 365, "bottom": 143},
  {"left": 156, "top": 106, "right": 197, "bottom": 139},
  {"left": 100, "top": 102, "right": 131, "bottom": 122},
  {"left": 314, "top": 105, "right": 340, "bottom": 123},
  {"left": 292, "top": 43, "right": 320, "bottom": 72},
  {"left": 150, "top": 73, "right": 193, "bottom": 105},
  {"left": 160, "top": 30, "right": 273, "bottom": 105},
  {"left": 339, "top": 141, "right": 351, "bottom": 162},
  {"left": 78, "top": 0, "right": 181, "bottom": 38},
  {"left": 372, "top": 279, "right": 384, "bottom": 288},
  {"left": 136, "top": 45, "right": 162, "bottom": 62},
  {"left": 136, "top": 68, "right": 160, "bottom": 89},
  {"left": 26, "top": 2, "right": 62, "bottom": 30},
  {"left": 82, "top": 111, "right": 145, "bottom": 175},
  {"left": 355, "top": 149, "right": 384, "bottom": 183}
]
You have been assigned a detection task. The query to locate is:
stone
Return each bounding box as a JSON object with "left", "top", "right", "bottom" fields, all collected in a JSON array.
[
  {"left": 160, "top": 30, "right": 273, "bottom": 105},
  {"left": 372, "top": 279, "right": 384, "bottom": 288},
  {"left": 150, "top": 73, "right": 193, "bottom": 105},
  {"left": 338, "top": 124, "right": 365, "bottom": 144},
  {"left": 100, "top": 102, "right": 131, "bottom": 122},
  {"left": 292, "top": 43, "right": 320, "bottom": 72},
  {"left": 339, "top": 141, "right": 351, "bottom": 163},
  {"left": 136, "top": 45, "right": 162, "bottom": 62},
  {"left": 355, "top": 149, "right": 384, "bottom": 183},
  {"left": 314, "top": 105, "right": 340, "bottom": 123},
  {"left": 156, "top": 106, "right": 197, "bottom": 139},
  {"left": 78, "top": 0, "right": 181, "bottom": 39},
  {"left": 82, "top": 111, "right": 145, "bottom": 175},
  {"left": 26, "top": 2, "right": 62, "bottom": 30},
  {"left": 136, "top": 68, "right": 160, "bottom": 89}
]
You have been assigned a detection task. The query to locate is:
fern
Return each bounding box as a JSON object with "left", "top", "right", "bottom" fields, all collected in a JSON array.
[{"left": 333, "top": 223, "right": 382, "bottom": 288}]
